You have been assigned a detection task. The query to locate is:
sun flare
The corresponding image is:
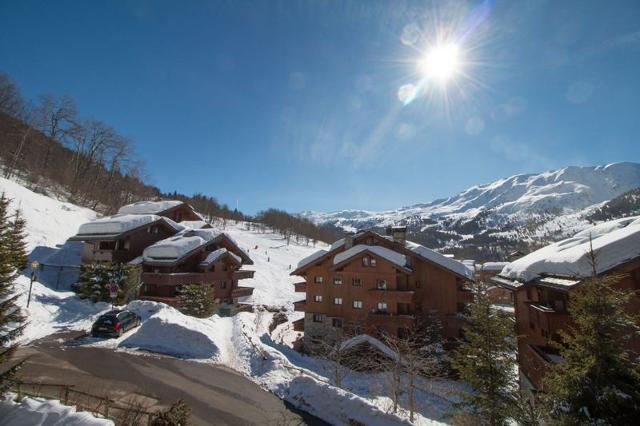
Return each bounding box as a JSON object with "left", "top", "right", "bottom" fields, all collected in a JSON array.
[{"left": 418, "top": 43, "right": 461, "bottom": 83}]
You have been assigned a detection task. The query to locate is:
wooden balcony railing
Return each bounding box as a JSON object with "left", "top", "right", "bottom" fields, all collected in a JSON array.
[
  {"left": 294, "top": 282, "right": 307, "bottom": 292},
  {"left": 232, "top": 286, "right": 254, "bottom": 298},
  {"left": 293, "top": 300, "right": 306, "bottom": 312},
  {"left": 234, "top": 270, "right": 255, "bottom": 280},
  {"left": 368, "top": 288, "right": 415, "bottom": 303},
  {"left": 142, "top": 272, "right": 216, "bottom": 286}
]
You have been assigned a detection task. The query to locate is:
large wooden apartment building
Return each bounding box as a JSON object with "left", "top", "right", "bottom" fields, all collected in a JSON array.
[
  {"left": 290, "top": 227, "right": 474, "bottom": 349},
  {"left": 492, "top": 216, "right": 640, "bottom": 392}
]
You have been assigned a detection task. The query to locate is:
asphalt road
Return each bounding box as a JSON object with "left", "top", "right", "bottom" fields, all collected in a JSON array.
[{"left": 14, "top": 332, "right": 326, "bottom": 426}]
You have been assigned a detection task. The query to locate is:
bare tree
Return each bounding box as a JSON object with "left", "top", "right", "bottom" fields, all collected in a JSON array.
[
  {"left": 33, "top": 94, "right": 77, "bottom": 175},
  {"left": 0, "top": 72, "right": 23, "bottom": 117}
]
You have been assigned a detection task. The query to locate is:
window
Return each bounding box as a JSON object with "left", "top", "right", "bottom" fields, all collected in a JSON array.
[
  {"left": 352, "top": 277, "right": 362, "bottom": 286},
  {"left": 333, "top": 276, "right": 343, "bottom": 285},
  {"left": 352, "top": 300, "right": 363, "bottom": 309},
  {"left": 370, "top": 257, "right": 377, "bottom": 267},
  {"left": 312, "top": 314, "right": 325, "bottom": 323},
  {"left": 314, "top": 295, "right": 323, "bottom": 303},
  {"left": 99, "top": 241, "right": 116, "bottom": 250},
  {"left": 221, "top": 281, "right": 227, "bottom": 289},
  {"left": 332, "top": 318, "right": 343, "bottom": 328},
  {"left": 334, "top": 297, "right": 342, "bottom": 305},
  {"left": 314, "top": 276, "right": 324, "bottom": 284},
  {"left": 362, "top": 256, "right": 370, "bottom": 267},
  {"left": 376, "top": 279, "right": 387, "bottom": 290},
  {"left": 377, "top": 302, "right": 388, "bottom": 312},
  {"left": 362, "top": 255, "right": 376, "bottom": 267}
]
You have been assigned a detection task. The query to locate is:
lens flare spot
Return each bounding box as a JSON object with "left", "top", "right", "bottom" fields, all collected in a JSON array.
[
  {"left": 397, "top": 84, "right": 418, "bottom": 105},
  {"left": 401, "top": 24, "right": 421, "bottom": 46}
]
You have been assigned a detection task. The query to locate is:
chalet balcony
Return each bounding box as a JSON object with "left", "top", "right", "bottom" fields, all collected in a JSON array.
[
  {"left": 234, "top": 270, "right": 255, "bottom": 280},
  {"left": 368, "top": 310, "right": 416, "bottom": 326},
  {"left": 142, "top": 272, "right": 215, "bottom": 287},
  {"left": 368, "top": 288, "right": 415, "bottom": 303},
  {"left": 294, "top": 300, "right": 306, "bottom": 312},
  {"left": 293, "top": 318, "right": 305, "bottom": 332},
  {"left": 528, "top": 302, "right": 569, "bottom": 333},
  {"left": 93, "top": 249, "right": 129, "bottom": 263},
  {"left": 232, "top": 286, "right": 254, "bottom": 298},
  {"left": 294, "top": 282, "right": 307, "bottom": 292}
]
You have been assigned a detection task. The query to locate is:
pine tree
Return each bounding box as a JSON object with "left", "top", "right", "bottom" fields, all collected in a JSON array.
[
  {"left": 542, "top": 267, "right": 640, "bottom": 425},
  {"left": 450, "top": 281, "right": 518, "bottom": 425},
  {"left": 7, "top": 209, "right": 28, "bottom": 270},
  {"left": 177, "top": 283, "right": 216, "bottom": 318},
  {"left": 0, "top": 194, "right": 27, "bottom": 395}
]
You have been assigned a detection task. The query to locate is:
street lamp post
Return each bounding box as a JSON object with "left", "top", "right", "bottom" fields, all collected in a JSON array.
[{"left": 27, "top": 260, "right": 39, "bottom": 308}]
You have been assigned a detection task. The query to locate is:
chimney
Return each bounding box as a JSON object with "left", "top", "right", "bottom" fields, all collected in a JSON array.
[
  {"left": 344, "top": 232, "right": 355, "bottom": 249},
  {"left": 388, "top": 225, "right": 407, "bottom": 245}
]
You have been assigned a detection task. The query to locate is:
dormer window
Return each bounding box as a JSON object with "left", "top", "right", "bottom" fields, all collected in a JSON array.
[{"left": 362, "top": 256, "right": 376, "bottom": 267}]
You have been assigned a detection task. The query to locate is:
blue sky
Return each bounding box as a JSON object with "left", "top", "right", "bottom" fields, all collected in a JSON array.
[{"left": 1, "top": 1, "right": 639, "bottom": 214}]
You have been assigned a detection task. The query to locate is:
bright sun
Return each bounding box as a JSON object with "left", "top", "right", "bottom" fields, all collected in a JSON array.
[{"left": 418, "top": 43, "right": 461, "bottom": 82}]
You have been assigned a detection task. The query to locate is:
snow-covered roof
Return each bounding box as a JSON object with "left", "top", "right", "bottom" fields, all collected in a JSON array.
[
  {"left": 143, "top": 235, "right": 205, "bottom": 262},
  {"left": 199, "top": 248, "right": 241, "bottom": 267},
  {"left": 405, "top": 241, "right": 474, "bottom": 279},
  {"left": 333, "top": 245, "right": 407, "bottom": 270},
  {"left": 117, "top": 200, "right": 184, "bottom": 215},
  {"left": 179, "top": 220, "right": 211, "bottom": 229},
  {"left": 77, "top": 214, "right": 159, "bottom": 235},
  {"left": 340, "top": 335, "right": 399, "bottom": 361},
  {"left": 501, "top": 216, "right": 640, "bottom": 283},
  {"left": 482, "top": 262, "right": 509, "bottom": 271},
  {"left": 128, "top": 256, "right": 144, "bottom": 265},
  {"left": 296, "top": 249, "right": 329, "bottom": 270}
]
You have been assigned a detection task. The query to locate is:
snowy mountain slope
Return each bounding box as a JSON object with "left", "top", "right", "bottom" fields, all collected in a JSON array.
[{"left": 302, "top": 163, "right": 640, "bottom": 259}]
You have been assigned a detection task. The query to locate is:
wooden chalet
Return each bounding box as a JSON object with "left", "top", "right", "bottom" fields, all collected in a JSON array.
[
  {"left": 492, "top": 217, "right": 640, "bottom": 392},
  {"left": 69, "top": 214, "right": 183, "bottom": 264},
  {"left": 117, "top": 200, "right": 203, "bottom": 223},
  {"left": 139, "top": 228, "right": 255, "bottom": 311}
]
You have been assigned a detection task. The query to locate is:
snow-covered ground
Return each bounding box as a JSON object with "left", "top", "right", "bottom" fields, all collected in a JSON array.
[
  {"left": 1, "top": 176, "right": 462, "bottom": 425},
  {"left": 0, "top": 394, "right": 113, "bottom": 425}
]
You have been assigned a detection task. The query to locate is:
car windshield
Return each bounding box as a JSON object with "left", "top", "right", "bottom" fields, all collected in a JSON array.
[{"left": 97, "top": 316, "right": 117, "bottom": 325}]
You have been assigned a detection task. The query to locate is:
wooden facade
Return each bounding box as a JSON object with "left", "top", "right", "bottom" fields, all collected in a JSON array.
[
  {"left": 70, "top": 219, "right": 179, "bottom": 264},
  {"left": 139, "top": 233, "right": 254, "bottom": 309},
  {"left": 291, "top": 230, "right": 473, "bottom": 349},
  {"left": 494, "top": 259, "right": 640, "bottom": 391}
]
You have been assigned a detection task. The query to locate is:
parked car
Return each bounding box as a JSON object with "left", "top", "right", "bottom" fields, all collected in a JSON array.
[{"left": 91, "top": 309, "right": 141, "bottom": 338}]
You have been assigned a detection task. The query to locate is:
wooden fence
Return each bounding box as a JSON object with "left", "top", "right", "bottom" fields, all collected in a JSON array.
[{"left": 12, "top": 380, "right": 158, "bottom": 425}]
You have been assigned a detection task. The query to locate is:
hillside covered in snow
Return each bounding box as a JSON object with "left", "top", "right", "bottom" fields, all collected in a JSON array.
[
  {"left": 302, "top": 163, "right": 640, "bottom": 260},
  {"left": 1, "top": 175, "right": 460, "bottom": 425}
]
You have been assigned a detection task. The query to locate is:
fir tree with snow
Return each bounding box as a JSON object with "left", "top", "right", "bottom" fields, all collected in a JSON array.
[
  {"left": 0, "top": 194, "right": 27, "bottom": 395},
  {"left": 542, "top": 266, "right": 640, "bottom": 425},
  {"left": 450, "top": 281, "right": 518, "bottom": 425},
  {"left": 75, "top": 262, "right": 141, "bottom": 304},
  {"left": 177, "top": 283, "right": 216, "bottom": 318},
  {"left": 7, "top": 209, "right": 28, "bottom": 270}
]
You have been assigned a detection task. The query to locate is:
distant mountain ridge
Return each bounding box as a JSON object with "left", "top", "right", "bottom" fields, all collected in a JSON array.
[{"left": 301, "top": 163, "right": 640, "bottom": 260}]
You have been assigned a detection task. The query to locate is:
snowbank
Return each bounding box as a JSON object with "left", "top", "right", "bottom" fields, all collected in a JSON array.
[
  {"left": 482, "top": 262, "right": 509, "bottom": 271},
  {"left": 502, "top": 215, "right": 640, "bottom": 282},
  {"left": 334, "top": 244, "right": 407, "bottom": 269},
  {"left": 0, "top": 394, "right": 113, "bottom": 425},
  {"left": 118, "top": 301, "right": 223, "bottom": 360},
  {"left": 117, "top": 200, "right": 183, "bottom": 215},
  {"left": 340, "top": 334, "right": 399, "bottom": 361}
]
